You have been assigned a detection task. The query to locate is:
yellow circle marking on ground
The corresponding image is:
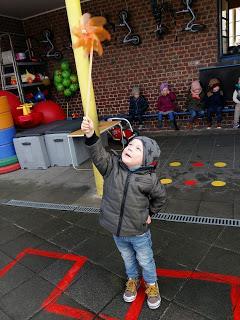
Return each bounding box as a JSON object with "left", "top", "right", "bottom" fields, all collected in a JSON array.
[
  {"left": 214, "top": 162, "right": 227, "bottom": 168},
  {"left": 169, "top": 162, "right": 182, "bottom": 167},
  {"left": 160, "top": 178, "right": 173, "bottom": 185},
  {"left": 211, "top": 180, "right": 226, "bottom": 187}
]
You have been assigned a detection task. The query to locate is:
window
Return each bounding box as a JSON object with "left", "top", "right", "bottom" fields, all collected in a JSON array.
[{"left": 220, "top": 0, "right": 240, "bottom": 57}]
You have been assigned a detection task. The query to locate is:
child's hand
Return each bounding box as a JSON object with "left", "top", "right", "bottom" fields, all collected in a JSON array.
[
  {"left": 146, "top": 215, "right": 151, "bottom": 224},
  {"left": 81, "top": 116, "right": 94, "bottom": 138}
]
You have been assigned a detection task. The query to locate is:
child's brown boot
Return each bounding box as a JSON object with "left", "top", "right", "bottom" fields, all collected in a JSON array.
[
  {"left": 123, "top": 278, "right": 140, "bottom": 302},
  {"left": 145, "top": 282, "right": 161, "bottom": 309}
]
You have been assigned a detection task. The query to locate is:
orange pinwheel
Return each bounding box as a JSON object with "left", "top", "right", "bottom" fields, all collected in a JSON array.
[{"left": 72, "top": 13, "right": 111, "bottom": 56}]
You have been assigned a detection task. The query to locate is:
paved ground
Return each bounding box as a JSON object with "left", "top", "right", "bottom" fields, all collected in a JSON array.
[
  {"left": 0, "top": 129, "right": 240, "bottom": 319},
  {"left": 0, "top": 204, "right": 239, "bottom": 320},
  {"left": 155, "top": 130, "right": 240, "bottom": 220},
  {"left": 0, "top": 130, "right": 240, "bottom": 218}
]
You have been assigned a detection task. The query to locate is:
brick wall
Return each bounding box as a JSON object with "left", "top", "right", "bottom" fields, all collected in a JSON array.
[
  {"left": 22, "top": 1, "right": 218, "bottom": 113},
  {"left": 5, "top": 1, "right": 233, "bottom": 129}
]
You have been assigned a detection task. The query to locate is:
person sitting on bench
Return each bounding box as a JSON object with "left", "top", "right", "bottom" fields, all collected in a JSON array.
[
  {"left": 205, "top": 78, "right": 225, "bottom": 129},
  {"left": 186, "top": 80, "right": 205, "bottom": 129},
  {"left": 129, "top": 86, "right": 149, "bottom": 125},
  {"left": 232, "top": 76, "right": 240, "bottom": 129},
  {"left": 157, "top": 82, "right": 179, "bottom": 130}
]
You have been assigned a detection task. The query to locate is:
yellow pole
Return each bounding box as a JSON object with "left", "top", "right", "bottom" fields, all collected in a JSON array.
[{"left": 65, "top": 0, "right": 103, "bottom": 196}]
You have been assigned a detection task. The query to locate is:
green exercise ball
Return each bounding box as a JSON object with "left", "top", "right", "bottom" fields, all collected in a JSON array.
[
  {"left": 54, "top": 74, "right": 62, "bottom": 84},
  {"left": 54, "top": 69, "right": 62, "bottom": 76},
  {"left": 56, "top": 83, "right": 64, "bottom": 92},
  {"left": 70, "top": 74, "right": 78, "bottom": 83},
  {"left": 70, "top": 83, "right": 79, "bottom": 93},
  {"left": 61, "top": 61, "right": 70, "bottom": 71},
  {"left": 62, "top": 70, "right": 71, "bottom": 79},
  {"left": 64, "top": 88, "right": 72, "bottom": 97},
  {"left": 62, "top": 78, "right": 71, "bottom": 88}
]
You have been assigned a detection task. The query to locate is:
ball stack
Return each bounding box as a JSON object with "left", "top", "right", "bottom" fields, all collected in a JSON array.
[{"left": 0, "top": 96, "right": 20, "bottom": 174}]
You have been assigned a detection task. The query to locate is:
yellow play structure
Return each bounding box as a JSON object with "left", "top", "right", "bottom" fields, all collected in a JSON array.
[{"left": 65, "top": 0, "right": 110, "bottom": 196}]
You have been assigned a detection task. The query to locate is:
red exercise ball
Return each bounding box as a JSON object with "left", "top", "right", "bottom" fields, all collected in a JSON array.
[
  {"left": 0, "top": 91, "right": 21, "bottom": 121},
  {"left": 33, "top": 100, "right": 66, "bottom": 124}
]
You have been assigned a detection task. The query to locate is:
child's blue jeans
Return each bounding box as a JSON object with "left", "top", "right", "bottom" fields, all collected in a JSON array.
[
  {"left": 189, "top": 109, "right": 205, "bottom": 122},
  {"left": 207, "top": 106, "right": 223, "bottom": 123},
  {"left": 158, "top": 111, "right": 175, "bottom": 121},
  {"left": 113, "top": 229, "right": 157, "bottom": 284}
]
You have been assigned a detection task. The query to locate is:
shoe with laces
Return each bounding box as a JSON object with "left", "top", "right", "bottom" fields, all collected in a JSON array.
[
  {"left": 123, "top": 279, "right": 140, "bottom": 303},
  {"left": 207, "top": 122, "right": 212, "bottom": 129},
  {"left": 145, "top": 282, "right": 161, "bottom": 309}
]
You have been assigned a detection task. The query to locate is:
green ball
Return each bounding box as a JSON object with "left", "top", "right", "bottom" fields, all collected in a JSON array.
[
  {"left": 62, "top": 70, "right": 71, "bottom": 79},
  {"left": 70, "top": 74, "right": 78, "bottom": 83},
  {"left": 54, "top": 74, "right": 62, "bottom": 84},
  {"left": 64, "top": 88, "right": 72, "bottom": 97},
  {"left": 70, "top": 83, "right": 79, "bottom": 92},
  {"left": 61, "top": 61, "right": 70, "bottom": 71},
  {"left": 54, "top": 69, "right": 61, "bottom": 76},
  {"left": 62, "top": 78, "right": 71, "bottom": 87},
  {"left": 56, "top": 83, "right": 64, "bottom": 92}
]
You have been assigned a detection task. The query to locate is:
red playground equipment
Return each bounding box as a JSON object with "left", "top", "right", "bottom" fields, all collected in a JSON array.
[
  {"left": 106, "top": 117, "right": 139, "bottom": 148},
  {"left": 33, "top": 100, "right": 66, "bottom": 124},
  {"left": 0, "top": 91, "right": 66, "bottom": 128}
]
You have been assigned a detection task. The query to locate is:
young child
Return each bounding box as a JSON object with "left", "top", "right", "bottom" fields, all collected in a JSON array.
[
  {"left": 81, "top": 116, "right": 166, "bottom": 310},
  {"left": 157, "top": 83, "right": 179, "bottom": 130},
  {"left": 232, "top": 77, "right": 240, "bottom": 128},
  {"left": 186, "top": 80, "right": 205, "bottom": 129},
  {"left": 129, "top": 86, "right": 149, "bottom": 125},
  {"left": 205, "top": 78, "right": 225, "bottom": 129}
]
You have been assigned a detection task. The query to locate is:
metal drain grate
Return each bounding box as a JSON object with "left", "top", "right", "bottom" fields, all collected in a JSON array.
[
  {"left": 2, "top": 200, "right": 240, "bottom": 227},
  {"left": 0, "top": 199, "right": 10, "bottom": 205},
  {"left": 74, "top": 206, "right": 101, "bottom": 214},
  {"left": 5, "top": 200, "right": 78, "bottom": 211},
  {"left": 153, "top": 212, "right": 240, "bottom": 227},
  {"left": 0, "top": 199, "right": 8, "bottom": 205}
]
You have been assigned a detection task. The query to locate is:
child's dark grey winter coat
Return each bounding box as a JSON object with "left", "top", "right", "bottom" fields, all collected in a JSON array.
[{"left": 85, "top": 135, "right": 166, "bottom": 237}]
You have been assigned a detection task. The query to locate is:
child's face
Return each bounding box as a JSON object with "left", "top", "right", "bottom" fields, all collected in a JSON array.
[
  {"left": 213, "top": 86, "right": 220, "bottom": 92},
  {"left": 161, "top": 88, "right": 169, "bottom": 96},
  {"left": 122, "top": 139, "right": 143, "bottom": 168},
  {"left": 192, "top": 88, "right": 201, "bottom": 95},
  {"left": 133, "top": 92, "right": 140, "bottom": 98}
]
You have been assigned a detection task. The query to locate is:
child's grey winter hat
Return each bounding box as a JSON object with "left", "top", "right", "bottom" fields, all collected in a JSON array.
[
  {"left": 132, "top": 86, "right": 140, "bottom": 95},
  {"left": 133, "top": 136, "right": 161, "bottom": 166}
]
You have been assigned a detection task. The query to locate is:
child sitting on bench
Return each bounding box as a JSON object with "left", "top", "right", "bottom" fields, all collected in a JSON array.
[
  {"left": 129, "top": 86, "right": 149, "bottom": 126},
  {"left": 157, "top": 83, "right": 179, "bottom": 130},
  {"left": 186, "top": 80, "right": 205, "bottom": 129}
]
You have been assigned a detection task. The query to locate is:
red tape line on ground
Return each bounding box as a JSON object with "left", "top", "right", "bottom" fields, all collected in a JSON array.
[{"left": 0, "top": 248, "right": 240, "bottom": 320}]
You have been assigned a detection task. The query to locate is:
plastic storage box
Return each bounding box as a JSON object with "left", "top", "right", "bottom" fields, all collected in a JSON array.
[
  {"left": 44, "top": 120, "right": 82, "bottom": 167},
  {"left": 13, "top": 135, "right": 50, "bottom": 169},
  {"left": 68, "top": 131, "right": 108, "bottom": 168},
  {"left": 13, "top": 122, "right": 63, "bottom": 170}
]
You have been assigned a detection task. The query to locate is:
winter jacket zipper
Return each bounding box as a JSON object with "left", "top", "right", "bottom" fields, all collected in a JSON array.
[{"left": 116, "top": 172, "right": 131, "bottom": 236}]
